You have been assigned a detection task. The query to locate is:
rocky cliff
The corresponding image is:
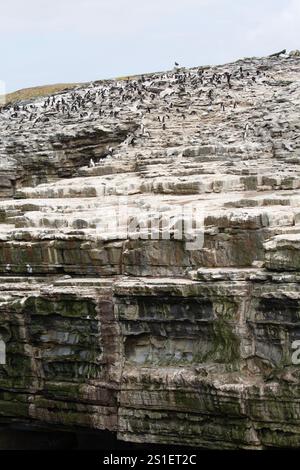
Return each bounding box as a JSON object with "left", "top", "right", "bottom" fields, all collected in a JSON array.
[{"left": 0, "top": 51, "right": 300, "bottom": 449}]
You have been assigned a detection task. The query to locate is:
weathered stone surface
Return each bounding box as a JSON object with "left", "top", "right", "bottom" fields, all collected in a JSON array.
[{"left": 0, "top": 53, "right": 300, "bottom": 448}]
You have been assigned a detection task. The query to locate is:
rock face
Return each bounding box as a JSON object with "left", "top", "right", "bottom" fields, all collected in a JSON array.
[{"left": 0, "top": 52, "right": 300, "bottom": 448}]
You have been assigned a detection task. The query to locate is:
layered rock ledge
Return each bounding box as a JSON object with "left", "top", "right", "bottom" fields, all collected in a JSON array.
[{"left": 0, "top": 52, "right": 300, "bottom": 448}]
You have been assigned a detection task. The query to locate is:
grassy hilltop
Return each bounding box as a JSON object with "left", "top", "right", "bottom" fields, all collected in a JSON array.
[{"left": 2, "top": 83, "right": 79, "bottom": 105}]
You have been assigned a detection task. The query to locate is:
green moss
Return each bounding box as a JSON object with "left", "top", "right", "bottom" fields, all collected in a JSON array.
[
  {"left": 210, "top": 319, "right": 240, "bottom": 363},
  {"left": 174, "top": 392, "right": 202, "bottom": 411},
  {"left": 214, "top": 298, "right": 238, "bottom": 321},
  {"left": 0, "top": 400, "right": 29, "bottom": 418},
  {"left": 45, "top": 381, "right": 82, "bottom": 399},
  {"left": 24, "top": 296, "right": 97, "bottom": 318}
]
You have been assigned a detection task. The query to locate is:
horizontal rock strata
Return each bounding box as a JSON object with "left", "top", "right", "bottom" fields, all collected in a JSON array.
[{"left": 0, "top": 52, "right": 300, "bottom": 448}]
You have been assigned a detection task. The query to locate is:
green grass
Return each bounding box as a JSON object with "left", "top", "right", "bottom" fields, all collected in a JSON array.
[
  {"left": 1, "top": 69, "right": 168, "bottom": 105},
  {"left": 2, "top": 83, "right": 80, "bottom": 105}
]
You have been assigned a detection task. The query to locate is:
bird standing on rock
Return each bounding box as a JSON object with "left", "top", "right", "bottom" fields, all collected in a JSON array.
[
  {"left": 5, "top": 264, "right": 11, "bottom": 274},
  {"left": 269, "top": 49, "right": 286, "bottom": 58},
  {"left": 26, "top": 264, "right": 33, "bottom": 275}
]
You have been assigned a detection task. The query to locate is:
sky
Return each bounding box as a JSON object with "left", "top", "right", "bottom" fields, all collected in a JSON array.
[{"left": 1, "top": 0, "right": 300, "bottom": 92}]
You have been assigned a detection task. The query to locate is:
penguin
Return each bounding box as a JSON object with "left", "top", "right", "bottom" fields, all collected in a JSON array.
[
  {"left": 26, "top": 264, "right": 33, "bottom": 275},
  {"left": 5, "top": 264, "right": 11, "bottom": 274},
  {"left": 225, "top": 72, "right": 232, "bottom": 88},
  {"left": 243, "top": 123, "right": 249, "bottom": 140}
]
